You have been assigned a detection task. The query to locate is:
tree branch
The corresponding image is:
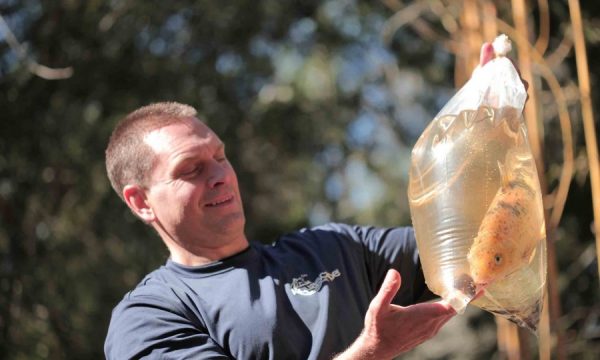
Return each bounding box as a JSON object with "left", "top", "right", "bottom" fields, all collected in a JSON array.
[{"left": 0, "top": 13, "right": 73, "bottom": 80}]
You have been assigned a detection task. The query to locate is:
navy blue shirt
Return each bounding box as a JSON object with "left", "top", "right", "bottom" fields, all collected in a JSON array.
[{"left": 104, "top": 223, "right": 430, "bottom": 359}]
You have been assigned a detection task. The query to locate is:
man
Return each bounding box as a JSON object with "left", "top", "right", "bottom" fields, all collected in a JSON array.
[
  {"left": 103, "top": 101, "right": 455, "bottom": 359},
  {"left": 104, "top": 45, "right": 505, "bottom": 359}
]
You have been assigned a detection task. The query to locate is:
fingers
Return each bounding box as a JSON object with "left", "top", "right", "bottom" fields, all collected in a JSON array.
[
  {"left": 399, "top": 301, "right": 456, "bottom": 346},
  {"left": 479, "top": 42, "right": 494, "bottom": 67},
  {"left": 430, "top": 312, "right": 453, "bottom": 336},
  {"left": 372, "top": 269, "right": 402, "bottom": 310},
  {"left": 359, "top": 286, "right": 457, "bottom": 358},
  {"left": 417, "top": 301, "right": 456, "bottom": 335},
  {"left": 414, "top": 300, "right": 456, "bottom": 317}
]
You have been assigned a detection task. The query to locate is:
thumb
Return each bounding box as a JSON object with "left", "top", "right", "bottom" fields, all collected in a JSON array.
[{"left": 372, "top": 269, "right": 402, "bottom": 309}]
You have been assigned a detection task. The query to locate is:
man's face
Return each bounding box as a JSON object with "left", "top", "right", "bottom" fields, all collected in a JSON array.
[{"left": 142, "top": 118, "right": 245, "bottom": 247}]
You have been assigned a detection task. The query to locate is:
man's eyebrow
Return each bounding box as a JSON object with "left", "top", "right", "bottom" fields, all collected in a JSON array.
[
  {"left": 171, "top": 143, "right": 225, "bottom": 169},
  {"left": 169, "top": 150, "right": 202, "bottom": 170},
  {"left": 170, "top": 156, "right": 196, "bottom": 174}
]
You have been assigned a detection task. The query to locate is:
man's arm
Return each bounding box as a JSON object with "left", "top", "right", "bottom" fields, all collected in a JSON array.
[
  {"left": 105, "top": 294, "right": 231, "bottom": 360},
  {"left": 333, "top": 269, "right": 456, "bottom": 360}
]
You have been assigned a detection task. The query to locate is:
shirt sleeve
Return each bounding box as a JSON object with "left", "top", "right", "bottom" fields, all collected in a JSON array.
[
  {"left": 104, "top": 293, "right": 231, "bottom": 360},
  {"left": 329, "top": 223, "right": 436, "bottom": 306}
]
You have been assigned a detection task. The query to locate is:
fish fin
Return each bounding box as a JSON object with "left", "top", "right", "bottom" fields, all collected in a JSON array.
[{"left": 497, "top": 160, "right": 510, "bottom": 187}]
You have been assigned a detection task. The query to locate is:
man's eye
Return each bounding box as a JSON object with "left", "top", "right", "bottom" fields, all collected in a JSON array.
[
  {"left": 181, "top": 166, "right": 201, "bottom": 177},
  {"left": 216, "top": 154, "right": 227, "bottom": 162}
]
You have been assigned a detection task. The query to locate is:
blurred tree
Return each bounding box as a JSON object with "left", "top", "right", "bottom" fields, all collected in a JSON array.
[{"left": 0, "top": 0, "right": 597, "bottom": 359}]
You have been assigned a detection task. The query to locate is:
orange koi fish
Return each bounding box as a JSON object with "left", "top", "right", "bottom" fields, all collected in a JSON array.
[{"left": 467, "top": 154, "right": 543, "bottom": 288}]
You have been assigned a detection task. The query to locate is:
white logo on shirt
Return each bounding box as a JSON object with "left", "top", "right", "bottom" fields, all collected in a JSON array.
[{"left": 290, "top": 269, "right": 341, "bottom": 296}]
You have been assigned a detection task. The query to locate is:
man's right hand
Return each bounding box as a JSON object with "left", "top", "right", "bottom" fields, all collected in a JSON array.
[{"left": 334, "top": 269, "right": 456, "bottom": 360}]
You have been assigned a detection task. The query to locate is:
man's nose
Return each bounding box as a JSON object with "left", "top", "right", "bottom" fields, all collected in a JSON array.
[{"left": 207, "top": 161, "right": 227, "bottom": 188}]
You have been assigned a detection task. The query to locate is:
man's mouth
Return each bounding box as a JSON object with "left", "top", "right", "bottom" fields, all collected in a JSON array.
[{"left": 205, "top": 195, "right": 234, "bottom": 207}]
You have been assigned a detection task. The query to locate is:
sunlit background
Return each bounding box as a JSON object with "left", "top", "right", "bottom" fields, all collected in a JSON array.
[{"left": 1, "top": 0, "right": 598, "bottom": 358}]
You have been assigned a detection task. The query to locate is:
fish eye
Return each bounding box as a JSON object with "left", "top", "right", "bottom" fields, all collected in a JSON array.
[{"left": 494, "top": 254, "right": 502, "bottom": 265}]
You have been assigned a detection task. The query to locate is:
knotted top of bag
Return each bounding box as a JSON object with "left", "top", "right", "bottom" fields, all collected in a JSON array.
[{"left": 434, "top": 34, "right": 528, "bottom": 119}]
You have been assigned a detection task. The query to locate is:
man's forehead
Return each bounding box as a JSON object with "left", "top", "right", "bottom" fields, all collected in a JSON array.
[{"left": 143, "top": 118, "right": 218, "bottom": 153}]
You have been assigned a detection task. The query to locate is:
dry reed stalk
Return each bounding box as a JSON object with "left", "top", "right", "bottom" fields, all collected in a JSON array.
[
  {"left": 511, "top": 1, "right": 541, "bottom": 358},
  {"left": 463, "top": 0, "right": 482, "bottom": 73},
  {"left": 482, "top": 1, "right": 497, "bottom": 42},
  {"left": 381, "top": 1, "right": 431, "bottom": 45},
  {"left": 568, "top": 0, "right": 600, "bottom": 286},
  {"left": 534, "top": 0, "right": 550, "bottom": 55},
  {"left": 545, "top": 32, "right": 573, "bottom": 68},
  {"left": 496, "top": 317, "right": 522, "bottom": 360},
  {"left": 382, "top": 0, "right": 446, "bottom": 42},
  {"left": 511, "top": 0, "right": 544, "bottom": 178},
  {"left": 539, "top": 295, "right": 551, "bottom": 360},
  {"left": 380, "top": 1, "right": 459, "bottom": 57},
  {"left": 454, "top": 1, "right": 476, "bottom": 86}
]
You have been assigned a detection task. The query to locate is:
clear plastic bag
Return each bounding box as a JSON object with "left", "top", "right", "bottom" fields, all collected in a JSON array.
[{"left": 408, "top": 35, "right": 547, "bottom": 333}]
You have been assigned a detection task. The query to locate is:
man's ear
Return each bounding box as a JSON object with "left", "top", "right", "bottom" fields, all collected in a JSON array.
[{"left": 123, "top": 184, "right": 155, "bottom": 223}]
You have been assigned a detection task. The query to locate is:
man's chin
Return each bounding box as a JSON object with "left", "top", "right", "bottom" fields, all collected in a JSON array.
[{"left": 211, "top": 212, "right": 246, "bottom": 233}]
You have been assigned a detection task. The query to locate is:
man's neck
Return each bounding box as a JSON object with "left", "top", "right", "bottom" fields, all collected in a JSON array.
[
  {"left": 152, "top": 219, "right": 250, "bottom": 266},
  {"left": 167, "top": 236, "right": 250, "bottom": 266}
]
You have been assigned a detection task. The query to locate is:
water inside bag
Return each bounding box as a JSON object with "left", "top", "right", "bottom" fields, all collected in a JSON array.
[{"left": 408, "top": 105, "right": 547, "bottom": 333}]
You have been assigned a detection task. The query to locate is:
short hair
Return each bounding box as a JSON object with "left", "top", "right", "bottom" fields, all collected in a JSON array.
[{"left": 105, "top": 102, "right": 198, "bottom": 200}]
